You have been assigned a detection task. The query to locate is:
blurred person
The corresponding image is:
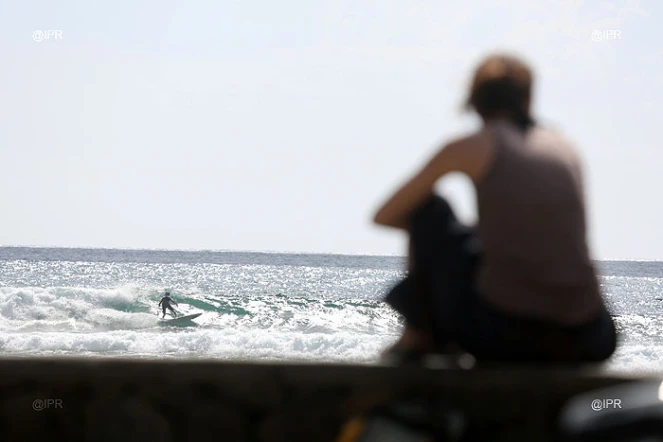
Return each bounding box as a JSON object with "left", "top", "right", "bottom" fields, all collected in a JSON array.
[{"left": 374, "top": 54, "right": 616, "bottom": 364}]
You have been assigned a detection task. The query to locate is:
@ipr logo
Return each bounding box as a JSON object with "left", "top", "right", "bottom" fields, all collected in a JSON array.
[
  {"left": 33, "top": 30, "right": 63, "bottom": 42},
  {"left": 32, "top": 399, "right": 63, "bottom": 411},
  {"left": 591, "top": 399, "right": 622, "bottom": 411}
]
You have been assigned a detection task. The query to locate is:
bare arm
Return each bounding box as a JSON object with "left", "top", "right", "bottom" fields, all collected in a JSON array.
[{"left": 373, "top": 133, "right": 493, "bottom": 230}]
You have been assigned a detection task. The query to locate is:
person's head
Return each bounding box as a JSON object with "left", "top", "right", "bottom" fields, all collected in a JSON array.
[
  {"left": 165, "top": 291, "right": 170, "bottom": 297},
  {"left": 465, "top": 53, "right": 534, "bottom": 129}
]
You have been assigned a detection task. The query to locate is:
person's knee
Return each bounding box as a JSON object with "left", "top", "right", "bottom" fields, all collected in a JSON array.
[
  {"left": 409, "top": 195, "right": 457, "bottom": 243},
  {"left": 411, "top": 195, "right": 453, "bottom": 226},
  {"left": 408, "top": 195, "right": 465, "bottom": 266}
]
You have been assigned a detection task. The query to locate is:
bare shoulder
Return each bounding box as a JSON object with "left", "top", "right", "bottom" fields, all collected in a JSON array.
[
  {"left": 530, "top": 125, "right": 582, "bottom": 163},
  {"left": 435, "top": 128, "right": 497, "bottom": 180}
]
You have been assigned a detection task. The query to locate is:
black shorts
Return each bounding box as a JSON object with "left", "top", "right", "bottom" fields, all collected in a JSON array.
[{"left": 385, "top": 195, "right": 617, "bottom": 364}]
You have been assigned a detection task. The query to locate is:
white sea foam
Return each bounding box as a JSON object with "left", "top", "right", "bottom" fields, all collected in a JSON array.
[
  {"left": 0, "top": 249, "right": 661, "bottom": 372},
  {"left": 0, "top": 328, "right": 395, "bottom": 363},
  {"left": 0, "top": 284, "right": 400, "bottom": 362}
]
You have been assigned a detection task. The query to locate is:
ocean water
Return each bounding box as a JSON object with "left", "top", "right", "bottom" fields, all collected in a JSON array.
[{"left": 0, "top": 247, "right": 661, "bottom": 373}]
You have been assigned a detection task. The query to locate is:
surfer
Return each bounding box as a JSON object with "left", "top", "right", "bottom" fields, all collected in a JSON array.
[
  {"left": 158, "top": 292, "right": 179, "bottom": 318},
  {"left": 374, "top": 53, "right": 617, "bottom": 364}
]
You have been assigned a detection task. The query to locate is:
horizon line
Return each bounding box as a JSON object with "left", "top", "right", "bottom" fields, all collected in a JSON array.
[{"left": 0, "top": 244, "right": 659, "bottom": 262}]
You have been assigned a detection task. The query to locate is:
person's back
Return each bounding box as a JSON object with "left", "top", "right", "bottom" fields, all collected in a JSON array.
[{"left": 475, "top": 122, "right": 602, "bottom": 325}]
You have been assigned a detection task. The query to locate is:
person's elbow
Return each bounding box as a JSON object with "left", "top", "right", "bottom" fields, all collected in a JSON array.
[
  {"left": 373, "top": 208, "right": 391, "bottom": 225},
  {"left": 373, "top": 210, "right": 407, "bottom": 229}
]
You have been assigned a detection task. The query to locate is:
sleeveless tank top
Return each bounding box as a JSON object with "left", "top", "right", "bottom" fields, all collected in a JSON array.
[{"left": 474, "top": 121, "right": 602, "bottom": 325}]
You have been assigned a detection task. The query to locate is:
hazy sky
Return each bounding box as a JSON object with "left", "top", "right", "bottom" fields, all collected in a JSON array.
[{"left": 1, "top": 0, "right": 661, "bottom": 259}]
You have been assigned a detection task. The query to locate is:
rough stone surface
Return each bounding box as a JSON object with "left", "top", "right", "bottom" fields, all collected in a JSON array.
[{"left": 0, "top": 358, "right": 652, "bottom": 442}]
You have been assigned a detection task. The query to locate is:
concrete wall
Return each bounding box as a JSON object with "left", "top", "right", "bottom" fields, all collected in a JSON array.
[{"left": 0, "top": 358, "right": 649, "bottom": 442}]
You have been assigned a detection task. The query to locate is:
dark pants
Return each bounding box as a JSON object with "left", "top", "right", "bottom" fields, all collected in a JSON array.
[{"left": 385, "top": 195, "right": 617, "bottom": 364}]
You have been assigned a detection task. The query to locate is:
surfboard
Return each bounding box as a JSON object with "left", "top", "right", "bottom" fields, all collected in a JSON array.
[{"left": 160, "top": 313, "right": 202, "bottom": 324}]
